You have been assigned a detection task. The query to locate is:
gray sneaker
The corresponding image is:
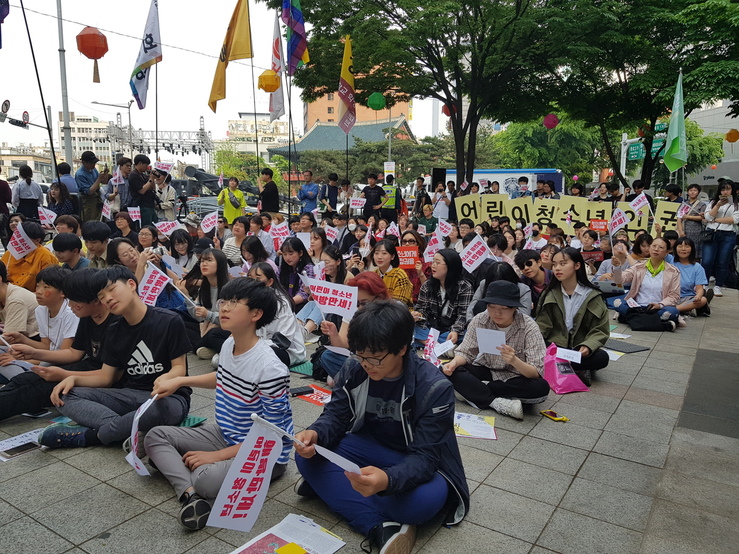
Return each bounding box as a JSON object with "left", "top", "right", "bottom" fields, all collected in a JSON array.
[{"left": 491, "top": 397, "right": 524, "bottom": 420}]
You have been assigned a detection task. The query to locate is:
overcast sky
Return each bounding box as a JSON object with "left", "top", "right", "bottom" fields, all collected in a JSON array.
[{"left": 1, "top": 0, "right": 434, "bottom": 165}]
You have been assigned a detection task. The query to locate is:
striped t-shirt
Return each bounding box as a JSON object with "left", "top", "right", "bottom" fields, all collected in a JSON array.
[{"left": 216, "top": 337, "right": 294, "bottom": 464}]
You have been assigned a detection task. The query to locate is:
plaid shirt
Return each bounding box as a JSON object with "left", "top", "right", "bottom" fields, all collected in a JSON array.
[
  {"left": 415, "top": 279, "right": 474, "bottom": 334},
  {"left": 456, "top": 310, "right": 546, "bottom": 381},
  {"left": 376, "top": 267, "right": 413, "bottom": 307}
]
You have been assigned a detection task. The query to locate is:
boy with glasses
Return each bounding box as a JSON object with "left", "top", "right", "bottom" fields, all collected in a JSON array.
[
  {"left": 295, "top": 301, "right": 469, "bottom": 554},
  {"left": 145, "top": 278, "right": 293, "bottom": 530}
]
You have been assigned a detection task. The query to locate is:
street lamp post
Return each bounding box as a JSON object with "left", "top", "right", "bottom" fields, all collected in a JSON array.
[{"left": 92, "top": 100, "right": 134, "bottom": 159}]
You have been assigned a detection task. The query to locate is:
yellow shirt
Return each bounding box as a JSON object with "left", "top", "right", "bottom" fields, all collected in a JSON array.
[
  {"left": 1, "top": 246, "right": 60, "bottom": 292},
  {"left": 218, "top": 188, "right": 246, "bottom": 224}
]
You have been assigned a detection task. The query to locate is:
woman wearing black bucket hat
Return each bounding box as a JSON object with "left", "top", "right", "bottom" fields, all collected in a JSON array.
[{"left": 442, "top": 281, "right": 549, "bottom": 420}]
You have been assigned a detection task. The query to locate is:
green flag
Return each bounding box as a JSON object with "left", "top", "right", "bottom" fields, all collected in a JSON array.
[{"left": 663, "top": 72, "right": 687, "bottom": 172}]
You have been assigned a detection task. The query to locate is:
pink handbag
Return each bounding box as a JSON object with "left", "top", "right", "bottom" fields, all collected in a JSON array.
[{"left": 543, "top": 343, "right": 589, "bottom": 394}]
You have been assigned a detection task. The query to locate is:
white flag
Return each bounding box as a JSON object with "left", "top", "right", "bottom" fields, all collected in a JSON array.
[
  {"left": 129, "top": 0, "right": 162, "bottom": 109},
  {"left": 269, "top": 14, "right": 285, "bottom": 122}
]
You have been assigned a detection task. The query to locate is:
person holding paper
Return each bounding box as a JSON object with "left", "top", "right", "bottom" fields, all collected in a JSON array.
[
  {"left": 412, "top": 249, "right": 473, "bottom": 346},
  {"left": 239, "top": 236, "right": 279, "bottom": 277},
  {"left": 146, "top": 278, "right": 294, "bottom": 530},
  {"left": 371, "top": 239, "right": 413, "bottom": 307},
  {"left": 169, "top": 230, "right": 198, "bottom": 273},
  {"left": 249, "top": 215, "right": 276, "bottom": 261},
  {"left": 1, "top": 221, "right": 60, "bottom": 292},
  {"left": 442, "top": 281, "right": 549, "bottom": 420},
  {"left": 0, "top": 269, "right": 119, "bottom": 421},
  {"left": 536, "top": 248, "right": 610, "bottom": 385},
  {"left": 154, "top": 169, "right": 176, "bottom": 221},
  {"left": 399, "top": 230, "right": 431, "bottom": 304},
  {"left": 0, "top": 261, "right": 39, "bottom": 342},
  {"left": 37, "top": 266, "right": 191, "bottom": 449},
  {"left": 295, "top": 301, "right": 469, "bottom": 554},
  {"left": 0, "top": 266, "right": 79, "bottom": 383},
  {"left": 277, "top": 237, "right": 315, "bottom": 310}
]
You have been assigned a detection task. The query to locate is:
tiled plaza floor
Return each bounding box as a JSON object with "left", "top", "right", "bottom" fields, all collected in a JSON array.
[{"left": 1, "top": 293, "right": 738, "bottom": 553}]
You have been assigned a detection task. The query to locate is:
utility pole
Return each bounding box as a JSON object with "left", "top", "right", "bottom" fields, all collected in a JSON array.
[{"left": 57, "top": 0, "right": 72, "bottom": 164}]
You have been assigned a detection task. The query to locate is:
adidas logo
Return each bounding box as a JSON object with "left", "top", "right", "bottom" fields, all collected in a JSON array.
[{"left": 126, "top": 341, "right": 164, "bottom": 376}]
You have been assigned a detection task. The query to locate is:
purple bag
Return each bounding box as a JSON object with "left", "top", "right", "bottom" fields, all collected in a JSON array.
[{"left": 543, "top": 343, "right": 589, "bottom": 394}]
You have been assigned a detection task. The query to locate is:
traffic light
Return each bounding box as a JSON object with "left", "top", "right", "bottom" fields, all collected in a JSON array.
[{"left": 8, "top": 118, "right": 28, "bottom": 129}]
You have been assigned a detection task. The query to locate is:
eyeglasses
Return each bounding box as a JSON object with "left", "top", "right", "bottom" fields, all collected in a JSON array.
[
  {"left": 401, "top": 239, "right": 417, "bottom": 245},
  {"left": 524, "top": 259, "right": 536, "bottom": 268},
  {"left": 152, "top": 173, "right": 161, "bottom": 178},
  {"left": 217, "top": 299, "right": 249, "bottom": 310},
  {"left": 349, "top": 351, "right": 391, "bottom": 366}
]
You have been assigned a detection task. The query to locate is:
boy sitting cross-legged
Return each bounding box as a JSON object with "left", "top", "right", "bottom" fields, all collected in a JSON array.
[
  {"left": 145, "top": 278, "right": 294, "bottom": 531},
  {"left": 0, "top": 268, "right": 119, "bottom": 421},
  {"left": 37, "top": 265, "right": 192, "bottom": 448}
]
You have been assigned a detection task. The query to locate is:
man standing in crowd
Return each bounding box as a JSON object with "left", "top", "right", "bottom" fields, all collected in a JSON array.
[
  {"left": 258, "top": 167, "right": 280, "bottom": 213},
  {"left": 664, "top": 184, "right": 684, "bottom": 203},
  {"left": 412, "top": 177, "right": 432, "bottom": 219},
  {"left": 361, "top": 173, "right": 387, "bottom": 222},
  {"left": 76, "top": 151, "right": 110, "bottom": 222},
  {"left": 298, "top": 170, "right": 319, "bottom": 213},
  {"left": 319, "top": 173, "right": 340, "bottom": 215},
  {"left": 128, "top": 154, "right": 158, "bottom": 226},
  {"left": 55, "top": 162, "right": 78, "bottom": 194}
]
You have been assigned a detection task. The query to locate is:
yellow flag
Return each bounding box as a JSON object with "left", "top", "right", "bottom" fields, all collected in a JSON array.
[{"left": 208, "top": 0, "right": 253, "bottom": 112}]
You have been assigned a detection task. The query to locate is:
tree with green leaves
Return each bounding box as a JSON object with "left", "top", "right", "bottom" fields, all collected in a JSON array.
[
  {"left": 544, "top": 0, "right": 739, "bottom": 188},
  {"left": 265, "top": 0, "right": 550, "bottom": 184},
  {"left": 214, "top": 145, "right": 289, "bottom": 194}
]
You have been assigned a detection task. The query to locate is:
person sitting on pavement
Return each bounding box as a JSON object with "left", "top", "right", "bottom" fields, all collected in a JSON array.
[
  {"left": 535, "top": 248, "right": 610, "bottom": 386},
  {"left": 146, "top": 278, "right": 294, "bottom": 531},
  {"left": 673, "top": 237, "right": 712, "bottom": 320},
  {"left": 514, "top": 249, "right": 553, "bottom": 313},
  {"left": 1, "top": 221, "right": 60, "bottom": 292},
  {"left": 294, "top": 300, "right": 469, "bottom": 554},
  {"left": 442, "top": 281, "right": 550, "bottom": 420}
]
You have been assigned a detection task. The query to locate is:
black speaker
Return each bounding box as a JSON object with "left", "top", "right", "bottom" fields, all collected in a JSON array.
[{"left": 431, "top": 168, "right": 446, "bottom": 188}]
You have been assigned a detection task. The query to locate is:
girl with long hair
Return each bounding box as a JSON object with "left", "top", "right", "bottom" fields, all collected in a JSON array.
[
  {"left": 701, "top": 179, "right": 739, "bottom": 297},
  {"left": 674, "top": 237, "right": 711, "bottom": 318},
  {"left": 169, "top": 229, "right": 197, "bottom": 272},
  {"left": 137, "top": 225, "right": 161, "bottom": 252},
  {"left": 12, "top": 165, "right": 44, "bottom": 219},
  {"left": 48, "top": 182, "right": 74, "bottom": 216},
  {"left": 248, "top": 262, "right": 306, "bottom": 367},
  {"left": 278, "top": 236, "right": 314, "bottom": 310},
  {"left": 444, "top": 222, "right": 464, "bottom": 252},
  {"left": 309, "top": 227, "right": 328, "bottom": 265},
  {"left": 371, "top": 238, "right": 413, "bottom": 306},
  {"left": 188, "top": 248, "right": 231, "bottom": 365},
  {"left": 411, "top": 248, "right": 474, "bottom": 345},
  {"left": 536, "top": 247, "right": 610, "bottom": 385},
  {"left": 222, "top": 215, "right": 250, "bottom": 266},
  {"left": 240, "top": 235, "right": 278, "bottom": 275}
]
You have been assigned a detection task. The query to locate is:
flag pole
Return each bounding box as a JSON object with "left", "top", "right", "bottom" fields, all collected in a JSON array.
[
  {"left": 346, "top": 134, "right": 349, "bottom": 181},
  {"left": 249, "top": 58, "right": 261, "bottom": 175},
  {"left": 19, "top": 0, "right": 60, "bottom": 184},
  {"left": 155, "top": 64, "right": 159, "bottom": 160}
]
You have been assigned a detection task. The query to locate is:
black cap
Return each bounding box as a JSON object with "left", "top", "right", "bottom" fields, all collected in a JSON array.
[
  {"left": 80, "top": 151, "right": 99, "bottom": 163},
  {"left": 193, "top": 238, "right": 214, "bottom": 253},
  {"left": 480, "top": 281, "right": 523, "bottom": 307}
]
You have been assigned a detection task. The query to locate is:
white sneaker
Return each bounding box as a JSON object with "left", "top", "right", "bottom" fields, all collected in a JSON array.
[
  {"left": 713, "top": 286, "right": 723, "bottom": 297},
  {"left": 211, "top": 353, "right": 219, "bottom": 369},
  {"left": 491, "top": 397, "right": 523, "bottom": 420}
]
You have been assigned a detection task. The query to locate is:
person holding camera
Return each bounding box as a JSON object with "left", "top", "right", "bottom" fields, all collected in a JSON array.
[
  {"left": 155, "top": 169, "right": 177, "bottom": 221},
  {"left": 701, "top": 179, "right": 739, "bottom": 297},
  {"left": 128, "top": 154, "right": 158, "bottom": 226}
]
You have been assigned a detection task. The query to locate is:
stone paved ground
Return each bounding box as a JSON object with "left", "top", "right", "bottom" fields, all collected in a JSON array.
[{"left": 1, "top": 293, "right": 738, "bottom": 553}]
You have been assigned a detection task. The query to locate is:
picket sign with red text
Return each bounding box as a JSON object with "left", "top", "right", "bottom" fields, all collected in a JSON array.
[
  {"left": 155, "top": 219, "right": 185, "bottom": 237},
  {"left": 299, "top": 276, "right": 358, "bottom": 320},
  {"left": 461, "top": 233, "right": 490, "bottom": 273},
  {"left": 417, "top": 224, "right": 426, "bottom": 236},
  {"left": 479, "top": 178, "right": 489, "bottom": 188},
  {"left": 201, "top": 211, "right": 219, "bottom": 234},
  {"left": 37, "top": 206, "right": 58, "bottom": 227},
  {"left": 314, "top": 261, "right": 326, "bottom": 281},
  {"left": 110, "top": 168, "right": 124, "bottom": 186},
  {"left": 437, "top": 219, "right": 452, "bottom": 236},
  {"left": 524, "top": 223, "right": 533, "bottom": 238},
  {"left": 423, "top": 328, "right": 441, "bottom": 367},
  {"left": 349, "top": 197, "right": 366, "bottom": 209},
  {"left": 269, "top": 221, "right": 290, "bottom": 251},
  {"left": 460, "top": 181, "right": 469, "bottom": 191},
  {"left": 523, "top": 238, "right": 535, "bottom": 250},
  {"left": 386, "top": 221, "right": 400, "bottom": 237},
  {"left": 154, "top": 161, "right": 174, "bottom": 174},
  {"left": 102, "top": 202, "right": 112, "bottom": 220},
  {"left": 324, "top": 225, "right": 339, "bottom": 243},
  {"left": 207, "top": 426, "right": 282, "bottom": 532},
  {"left": 7, "top": 225, "right": 37, "bottom": 260},
  {"left": 218, "top": 172, "right": 224, "bottom": 187},
  {"left": 423, "top": 231, "right": 443, "bottom": 262},
  {"left": 139, "top": 263, "right": 172, "bottom": 306},
  {"left": 629, "top": 192, "right": 650, "bottom": 214},
  {"left": 128, "top": 206, "right": 142, "bottom": 222},
  {"left": 609, "top": 208, "right": 630, "bottom": 235},
  {"left": 677, "top": 203, "right": 691, "bottom": 219},
  {"left": 125, "top": 394, "right": 158, "bottom": 476}
]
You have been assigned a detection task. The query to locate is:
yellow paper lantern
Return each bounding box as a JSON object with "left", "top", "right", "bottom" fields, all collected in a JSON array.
[
  {"left": 726, "top": 129, "right": 739, "bottom": 143},
  {"left": 258, "top": 70, "right": 280, "bottom": 93}
]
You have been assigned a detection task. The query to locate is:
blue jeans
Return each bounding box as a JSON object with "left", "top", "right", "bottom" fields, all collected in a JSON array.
[
  {"left": 701, "top": 230, "right": 736, "bottom": 287},
  {"left": 297, "top": 301, "right": 324, "bottom": 326},
  {"left": 296, "top": 433, "right": 449, "bottom": 535},
  {"left": 615, "top": 302, "right": 679, "bottom": 323},
  {"left": 605, "top": 294, "right": 627, "bottom": 310},
  {"left": 320, "top": 349, "right": 349, "bottom": 378}
]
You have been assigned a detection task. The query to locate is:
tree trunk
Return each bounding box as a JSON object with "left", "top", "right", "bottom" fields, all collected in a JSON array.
[{"left": 465, "top": 115, "right": 480, "bottom": 185}]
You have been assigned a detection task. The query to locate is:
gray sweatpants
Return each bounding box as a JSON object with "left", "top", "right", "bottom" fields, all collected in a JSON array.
[
  {"left": 58, "top": 387, "right": 189, "bottom": 445},
  {"left": 144, "top": 423, "right": 232, "bottom": 502}
]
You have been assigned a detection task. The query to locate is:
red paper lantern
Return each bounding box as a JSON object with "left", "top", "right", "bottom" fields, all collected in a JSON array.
[
  {"left": 442, "top": 103, "right": 457, "bottom": 117},
  {"left": 543, "top": 113, "right": 559, "bottom": 129},
  {"left": 76, "top": 26, "right": 108, "bottom": 83},
  {"left": 711, "top": 164, "right": 718, "bottom": 170}
]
